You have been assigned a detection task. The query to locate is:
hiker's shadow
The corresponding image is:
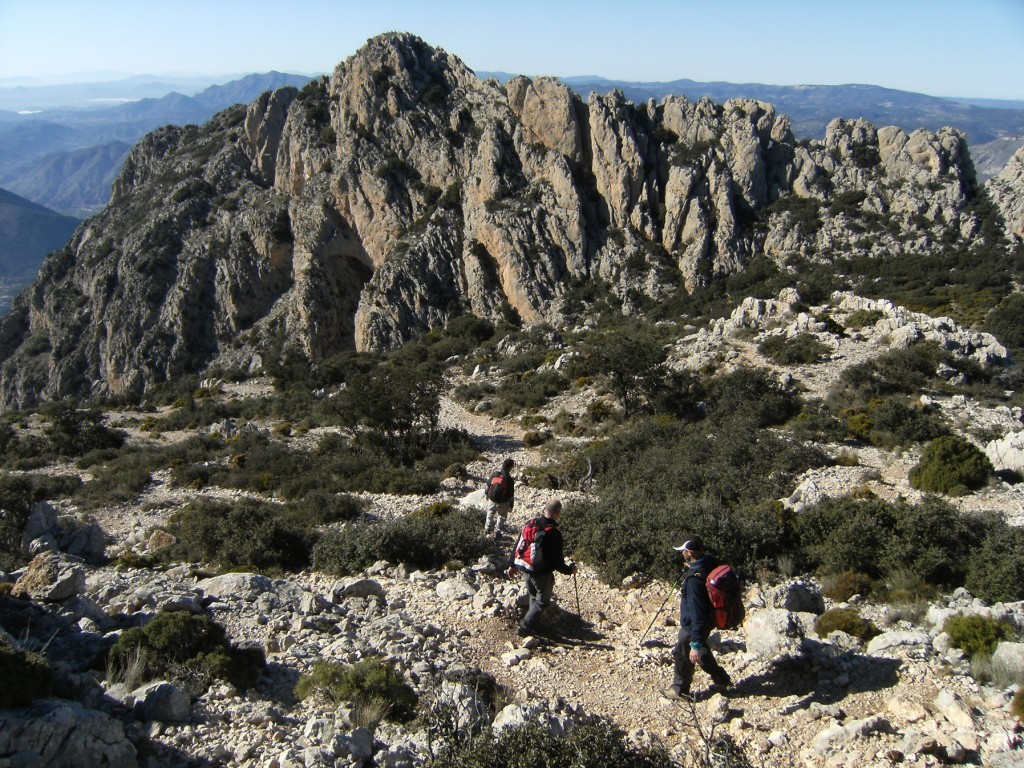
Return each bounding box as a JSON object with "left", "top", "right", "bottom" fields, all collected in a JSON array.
[
  {"left": 733, "top": 650, "right": 902, "bottom": 708},
  {"left": 546, "top": 612, "right": 614, "bottom": 650}
]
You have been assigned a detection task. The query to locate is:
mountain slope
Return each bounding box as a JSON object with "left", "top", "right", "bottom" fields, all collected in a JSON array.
[
  {"left": 0, "top": 32, "right": 1020, "bottom": 409},
  {"left": 0, "top": 188, "right": 80, "bottom": 312}
]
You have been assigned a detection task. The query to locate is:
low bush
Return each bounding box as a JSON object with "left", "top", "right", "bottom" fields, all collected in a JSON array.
[
  {"left": 815, "top": 608, "right": 879, "bottom": 641},
  {"left": 757, "top": 333, "right": 830, "bottom": 365},
  {"left": 432, "top": 716, "right": 676, "bottom": 768},
  {"left": 41, "top": 399, "right": 126, "bottom": 457},
  {"left": 844, "top": 309, "right": 885, "bottom": 330},
  {"left": 965, "top": 520, "right": 1024, "bottom": 603},
  {"left": 166, "top": 498, "right": 316, "bottom": 573},
  {"left": 108, "top": 610, "right": 265, "bottom": 692},
  {"left": 943, "top": 614, "right": 1014, "bottom": 659},
  {"left": 794, "top": 496, "right": 975, "bottom": 587},
  {"left": 294, "top": 658, "right": 417, "bottom": 722},
  {"left": 909, "top": 435, "right": 993, "bottom": 495},
  {"left": 0, "top": 633, "right": 53, "bottom": 708},
  {"left": 522, "top": 430, "right": 551, "bottom": 447},
  {"left": 489, "top": 370, "right": 567, "bottom": 416},
  {"left": 787, "top": 402, "right": 847, "bottom": 443},
  {"left": 289, "top": 491, "right": 365, "bottom": 525},
  {"left": 819, "top": 570, "right": 872, "bottom": 601},
  {"left": 311, "top": 507, "right": 490, "bottom": 575},
  {"left": 829, "top": 341, "right": 969, "bottom": 408},
  {"left": 706, "top": 367, "right": 802, "bottom": 427},
  {"left": 568, "top": 408, "right": 826, "bottom": 583},
  {"left": 878, "top": 567, "right": 938, "bottom": 604},
  {"left": 0, "top": 475, "right": 34, "bottom": 570}
]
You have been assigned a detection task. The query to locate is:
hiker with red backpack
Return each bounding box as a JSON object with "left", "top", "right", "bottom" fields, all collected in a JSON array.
[
  {"left": 662, "top": 535, "right": 738, "bottom": 701},
  {"left": 483, "top": 458, "right": 515, "bottom": 537},
  {"left": 507, "top": 498, "right": 577, "bottom": 636}
]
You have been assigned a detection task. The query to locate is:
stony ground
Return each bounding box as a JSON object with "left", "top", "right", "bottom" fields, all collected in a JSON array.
[
  {"left": 26, "top": 292, "right": 1020, "bottom": 766},
  {"left": 72, "top": 353, "right": 1022, "bottom": 766}
]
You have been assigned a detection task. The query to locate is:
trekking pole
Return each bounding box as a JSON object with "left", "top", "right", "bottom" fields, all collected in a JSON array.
[
  {"left": 573, "top": 572, "right": 581, "bottom": 616},
  {"left": 638, "top": 573, "right": 681, "bottom": 645}
]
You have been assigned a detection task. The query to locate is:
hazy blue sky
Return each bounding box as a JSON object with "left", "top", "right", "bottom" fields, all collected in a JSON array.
[{"left": 2, "top": 0, "right": 1023, "bottom": 100}]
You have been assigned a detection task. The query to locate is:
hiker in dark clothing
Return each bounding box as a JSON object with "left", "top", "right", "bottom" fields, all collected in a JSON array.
[
  {"left": 507, "top": 498, "right": 577, "bottom": 635},
  {"left": 663, "top": 536, "right": 731, "bottom": 700},
  {"left": 483, "top": 458, "right": 515, "bottom": 536}
]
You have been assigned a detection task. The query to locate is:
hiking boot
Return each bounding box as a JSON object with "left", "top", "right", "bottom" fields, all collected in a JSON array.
[
  {"left": 710, "top": 683, "right": 731, "bottom": 697},
  {"left": 660, "top": 687, "right": 693, "bottom": 703},
  {"left": 517, "top": 624, "right": 535, "bottom": 637}
]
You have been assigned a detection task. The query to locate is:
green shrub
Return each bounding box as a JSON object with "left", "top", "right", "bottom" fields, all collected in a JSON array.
[
  {"left": 878, "top": 567, "right": 938, "bottom": 605},
  {"left": 563, "top": 320, "right": 668, "bottom": 416},
  {"left": 432, "top": 716, "right": 676, "bottom": 768},
  {"left": 568, "top": 411, "right": 826, "bottom": 583},
  {"left": 943, "top": 614, "right": 1014, "bottom": 659},
  {"left": 830, "top": 341, "right": 957, "bottom": 407},
  {"left": 0, "top": 633, "right": 53, "bottom": 708},
  {"left": 78, "top": 465, "right": 153, "bottom": 506},
  {"left": 794, "top": 496, "right": 974, "bottom": 586},
  {"left": 490, "top": 370, "right": 567, "bottom": 416},
  {"left": 311, "top": 508, "right": 490, "bottom": 575},
  {"left": 983, "top": 293, "right": 1024, "bottom": 351},
  {"left": 166, "top": 498, "right": 316, "bottom": 573},
  {"left": 865, "top": 398, "right": 948, "bottom": 448},
  {"left": 965, "top": 521, "right": 1024, "bottom": 603},
  {"left": 706, "top": 367, "right": 802, "bottom": 427},
  {"left": 288, "top": 491, "right": 365, "bottom": 525},
  {"left": 909, "top": 435, "right": 993, "bottom": 495},
  {"left": 787, "top": 402, "right": 846, "bottom": 443},
  {"left": 757, "top": 333, "right": 830, "bottom": 365},
  {"left": 108, "top": 611, "right": 265, "bottom": 692},
  {"left": 294, "top": 658, "right": 417, "bottom": 722},
  {"left": 42, "top": 399, "right": 125, "bottom": 457},
  {"left": 0, "top": 474, "right": 33, "bottom": 570},
  {"left": 815, "top": 608, "right": 879, "bottom": 641},
  {"left": 844, "top": 309, "right": 885, "bottom": 330}
]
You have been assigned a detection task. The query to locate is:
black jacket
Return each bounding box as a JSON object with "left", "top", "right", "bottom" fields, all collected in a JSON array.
[
  {"left": 679, "top": 554, "right": 720, "bottom": 640},
  {"left": 515, "top": 516, "right": 573, "bottom": 575}
]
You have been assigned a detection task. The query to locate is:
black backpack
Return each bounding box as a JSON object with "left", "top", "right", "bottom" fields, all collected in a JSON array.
[{"left": 486, "top": 471, "right": 512, "bottom": 503}]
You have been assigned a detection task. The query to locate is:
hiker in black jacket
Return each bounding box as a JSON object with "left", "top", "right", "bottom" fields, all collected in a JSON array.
[
  {"left": 507, "top": 498, "right": 577, "bottom": 635},
  {"left": 663, "top": 536, "right": 731, "bottom": 701}
]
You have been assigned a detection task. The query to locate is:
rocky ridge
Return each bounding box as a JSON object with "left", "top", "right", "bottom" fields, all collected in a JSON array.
[
  {"left": 2, "top": 290, "right": 1024, "bottom": 767},
  {"left": 0, "top": 33, "right": 1022, "bottom": 408}
]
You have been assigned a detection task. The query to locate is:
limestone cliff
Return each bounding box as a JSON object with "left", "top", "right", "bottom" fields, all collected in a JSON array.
[{"left": 0, "top": 33, "right": 1018, "bottom": 407}]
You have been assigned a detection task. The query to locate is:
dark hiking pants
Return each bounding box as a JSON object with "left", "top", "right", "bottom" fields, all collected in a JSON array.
[
  {"left": 521, "top": 571, "right": 555, "bottom": 631},
  {"left": 671, "top": 626, "right": 731, "bottom": 694}
]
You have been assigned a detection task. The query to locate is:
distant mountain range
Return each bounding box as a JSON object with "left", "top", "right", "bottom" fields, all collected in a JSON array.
[
  {"left": 0, "top": 188, "right": 79, "bottom": 313},
  {"left": 0, "top": 71, "right": 316, "bottom": 217}
]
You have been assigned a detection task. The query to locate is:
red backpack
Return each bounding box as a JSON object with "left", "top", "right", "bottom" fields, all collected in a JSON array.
[
  {"left": 512, "top": 517, "right": 553, "bottom": 572},
  {"left": 486, "top": 471, "right": 512, "bottom": 503},
  {"left": 705, "top": 564, "right": 745, "bottom": 630}
]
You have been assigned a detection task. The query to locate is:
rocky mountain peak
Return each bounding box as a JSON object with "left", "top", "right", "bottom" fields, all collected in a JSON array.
[{"left": 0, "top": 33, "right": 1020, "bottom": 408}]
